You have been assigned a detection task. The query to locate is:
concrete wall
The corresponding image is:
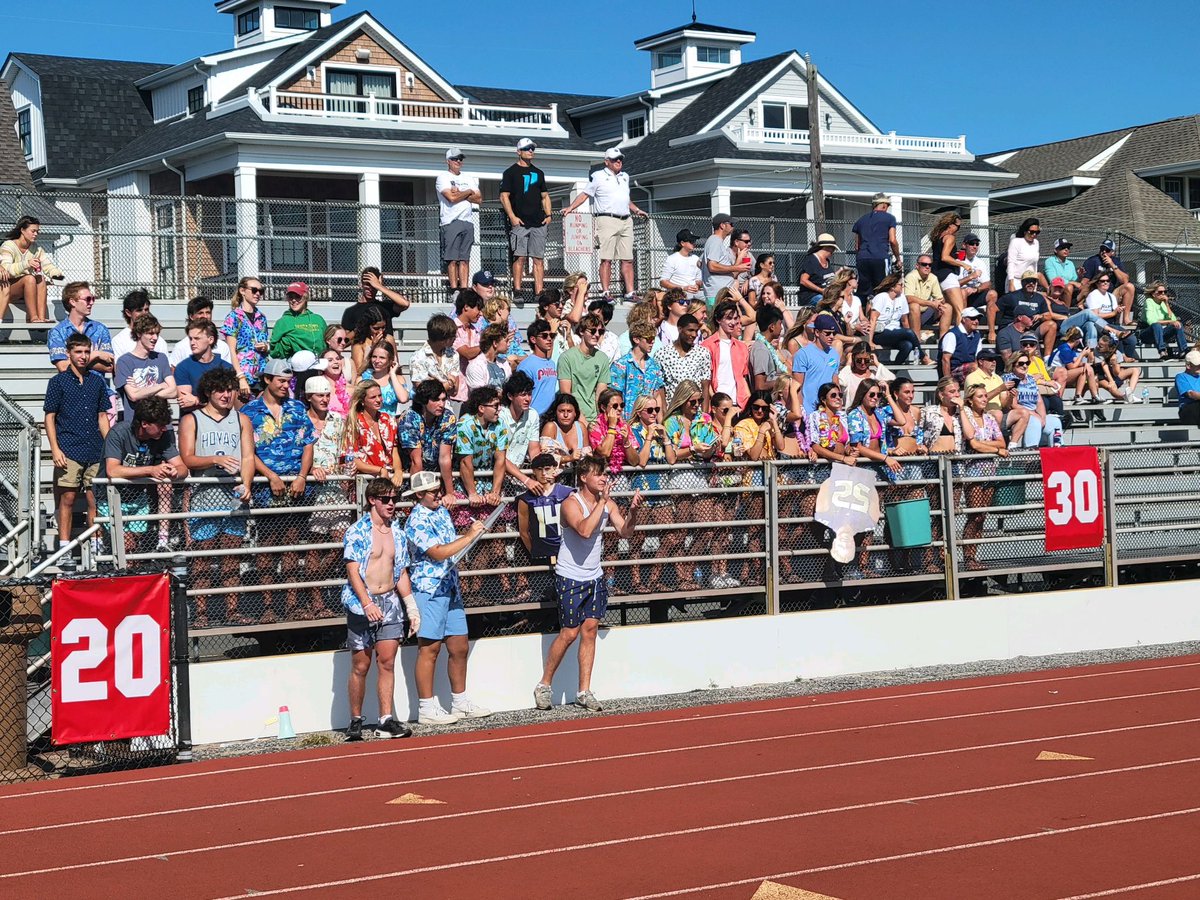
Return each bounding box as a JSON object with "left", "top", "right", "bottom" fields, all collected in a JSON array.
[{"left": 189, "top": 579, "right": 1200, "bottom": 744}]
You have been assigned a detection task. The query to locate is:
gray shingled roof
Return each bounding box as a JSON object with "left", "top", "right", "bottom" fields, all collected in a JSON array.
[
  {"left": 635, "top": 22, "right": 756, "bottom": 44},
  {"left": 7, "top": 53, "right": 168, "bottom": 180},
  {"left": 217, "top": 18, "right": 359, "bottom": 103},
  {"left": 991, "top": 116, "right": 1200, "bottom": 245}
]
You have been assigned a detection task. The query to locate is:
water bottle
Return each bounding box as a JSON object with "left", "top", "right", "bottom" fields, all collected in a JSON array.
[
  {"left": 1140, "top": 388, "right": 1149, "bottom": 403},
  {"left": 1052, "top": 427, "right": 1063, "bottom": 447}
]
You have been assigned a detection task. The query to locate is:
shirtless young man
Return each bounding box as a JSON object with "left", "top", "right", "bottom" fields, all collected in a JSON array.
[{"left": 342, "top": 477, "right": 421, "bottom": 740}]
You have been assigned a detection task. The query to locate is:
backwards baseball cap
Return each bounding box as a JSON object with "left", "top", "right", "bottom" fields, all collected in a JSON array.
[
  {"left": 963, "top": 233, "right": 981, "bottom": 244},
  {"left": 1054, "top": 238, "right": 1072, "bottom": 250},
  {"left": 1101, "top": 239, "right": 1117, "bottom": 251},
  {"left": 712, "top": 213, "right": 733, "bottom": 228},
  {"left": 303, "top": 375, "right": 333, "bottom": 395},
  {"left": 289, "top": 350, "right": 327, "bottom": 373},
  {"left": 1187, "top": 349, "right": 1200, "bottom": 367},
  {"left": 446, "top": 146, "right": 465, "bottom": 161},
  {"left": 262, "top": 358, "right": 292, "bottom": 378},
  {"left": 960, "top": 307, "right": 981, "bottom": 319},
  {"left": 1020, "top": 269, "right": 1040, "bottom": 283},
  {"left": 286, "top": 280, "right": 308, "bottom": 298},
  {"left": 604, "top": 147, "right": 624, "bottom": 161},
  {"left": 403, "top": 470, "right": 442, "bottom": 497},
  {"left": 472, "top": 270, "right": 496, "bottom": 287},
  {"left": 516, "top": 138, "right": 537, "bottom": 151},
  {"left": 1020, "top": 332, "right": 1040, "bottom": 344},
  {"left": 813, "top": 313, "right": 841, "bottom": 332},
  {"left": 676, "top": 228, "right": 701, "bottom": 244}
]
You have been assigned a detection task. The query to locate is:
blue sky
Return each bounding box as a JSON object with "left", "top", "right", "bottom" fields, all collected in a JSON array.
[{"left": 6, "top": 0, "right": 1196, "bottom": 153}]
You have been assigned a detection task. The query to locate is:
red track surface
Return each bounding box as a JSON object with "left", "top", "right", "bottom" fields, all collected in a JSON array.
[{"left": 3, "top": 656, "right": 1200, "bottom": 899}]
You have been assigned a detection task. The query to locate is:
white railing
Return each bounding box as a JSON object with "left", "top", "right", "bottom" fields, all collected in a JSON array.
[
  {"left": 733, "top": 125, "right": 968, "bottom": 156},
  {"left": 267, "top": 87, "right": 559, "bottom": 130}
]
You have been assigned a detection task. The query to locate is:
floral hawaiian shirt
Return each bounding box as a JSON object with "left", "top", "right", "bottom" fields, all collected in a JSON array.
[
  {"left": 398, "top": 409, "right": 458, "bottom": 471},
  {"left": 311, "top": 411, "right": 347, "bottom": 471},
  {"left": 609, "top": 352, "right": 665, "bottom": 418},
  {"left": 221, "top": 307, "right": 270, "bottom": 382},
  {"left": 404, "top": 503, "right": 460, "bottom": 597},
  {"left": 454, "top": 413, "right": 508, "bottom": 470},
  {"left": 353, "top": 412, "right": 398, "bottom": 470},
  {"left": 242, "top": 396, "right": 316, "bottom": 475},
  {"left": 340, "top": 513, "right": 409, "bottom": 615}
]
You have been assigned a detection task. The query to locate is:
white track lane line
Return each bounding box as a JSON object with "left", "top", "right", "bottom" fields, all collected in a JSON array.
[
  {"left": 3, "top": 659, "right": 1198, "bottom": 803},
  {"left": 1057, "top": 874, "right": 1200, "bottom": 899},
  {"left": 4, "top": 688, "right": 1199, "bottom": 835},
  {"left": 621, "top": 809, "right": 1200, "bottom": 900},
  {"left": 206, "top": 805, "right": 1200, "bottom": 899},
  {"left": 3, "top": 726, "right": 1198, "bottom": 880}
]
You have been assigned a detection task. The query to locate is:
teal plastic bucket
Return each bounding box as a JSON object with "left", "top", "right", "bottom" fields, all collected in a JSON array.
[
  {"left": 994, "top": 462, "right": 1026, "bottom": 508},
  {"left": 885, "top": 498, "right": 933, "bottom": 548}
]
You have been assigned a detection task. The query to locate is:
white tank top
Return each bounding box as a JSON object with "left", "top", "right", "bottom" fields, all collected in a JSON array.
[{"left": 556, "top": 491, "right": 608, "bottom": 581}]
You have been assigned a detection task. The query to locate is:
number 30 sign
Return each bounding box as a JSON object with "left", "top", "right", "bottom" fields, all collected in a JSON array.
[
  {"left": 1039, "top": 447, "right": 1105, "bottom": 552},
  {"left": 51, "top": 574, "right": 171, "bottom": 745}
]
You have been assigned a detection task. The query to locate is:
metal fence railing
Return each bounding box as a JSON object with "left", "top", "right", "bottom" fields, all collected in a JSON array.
[
  {"left": 71, "top": 447, "right": 1200, "bottom": 662},
  {"left": 0, "top": 389, "right": 39, "bottom": 578}
]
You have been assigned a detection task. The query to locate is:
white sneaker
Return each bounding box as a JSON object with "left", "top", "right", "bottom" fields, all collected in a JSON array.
[
  {"left": 418, "top": 706, "right": 462, "bottom": 726},
  {"left": 451, "top": 699, "right": 492, "bottom": 720}
]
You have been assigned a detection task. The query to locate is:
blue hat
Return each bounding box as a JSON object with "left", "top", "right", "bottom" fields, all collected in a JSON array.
[
  {"left": 472, "top": 270, "right": 496, "bottom": 287},
  {"left": 813, "top": 313, "right": 840, "bottom": 332}
]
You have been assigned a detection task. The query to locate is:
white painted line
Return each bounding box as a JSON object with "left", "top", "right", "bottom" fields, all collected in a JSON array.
[
  {"left": 4, "top": 689, "right": 1198, "bottom": 836},
  {"left": 3, "top": 728, "right": 1198, "bottom": 881},
  {"left": 3, "top": 657, "right": 1197, "bottom": 803},
  {"left": 209, "top": 805, "right": 1200, "bottom": 899},
  {"left": 1057, "top": 873, "right": 1200, "bottom": 899}
]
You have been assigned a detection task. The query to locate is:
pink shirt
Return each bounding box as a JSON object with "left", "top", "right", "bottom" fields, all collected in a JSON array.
[
  {"left": 452, "top": 318, "right": 479, "bottom": 402},
  {"left": 589, "top": 419, "right": 631, "bottom": 474}
]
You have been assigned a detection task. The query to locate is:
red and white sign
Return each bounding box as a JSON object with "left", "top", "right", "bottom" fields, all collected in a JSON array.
[
  {"left": 51, "top": 574, "right": 171, "bottom": 745},
  {"left": 563, "top": 211, "right": 594, "bottom": 255},
  {"left": 1040, "top": 447, "right": 1105, "bottom": 552}
]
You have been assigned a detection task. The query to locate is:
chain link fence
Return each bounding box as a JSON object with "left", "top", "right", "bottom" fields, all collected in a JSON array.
[
  {"left": 1, "top": 572, "right": 188, "bottom": 784},
  {"left": 1109, "top": 443, "right": 1200, "bottom": 568},
  {"left": 0, "top": 389, "right": 39, "bottom": 578}
]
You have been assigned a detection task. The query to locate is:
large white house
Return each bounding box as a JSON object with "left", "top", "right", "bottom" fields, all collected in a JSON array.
[{"left": 2, "top": 1, "right": 1008, "bottom": 298}]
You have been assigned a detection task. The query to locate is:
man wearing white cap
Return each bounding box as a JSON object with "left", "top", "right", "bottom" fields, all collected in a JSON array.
[
  {"left": 436, "top": 148, "right": 481, "bottom": 293},
  {"left": 562, "top": 148, "right": 648, "bottom": 300},
  {"left": 270, "top": 281, "right": 326, "bottom": 359},
  {"left": 500, "top": 138, "right": 552, "bottom": 296}
]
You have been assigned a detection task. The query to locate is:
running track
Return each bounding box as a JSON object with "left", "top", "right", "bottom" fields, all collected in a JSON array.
[{"left": 3, "top": 656, "right": 1200, "bottom": 899}]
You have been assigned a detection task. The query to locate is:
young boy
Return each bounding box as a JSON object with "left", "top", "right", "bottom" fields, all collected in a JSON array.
[
  {"left": 174, "top": 320, "right": 233, "bottom": 411},
  {"left": 534, "top": 453, "right": 641, "bottom": 713},
  {"left": 402, "top": 470, "right": 490, "bottom": 725},
  {"left": 44, "top": 332, "right": 110, "bottom": 569},
  {"left": 465, "top": 323, "right": 510, "bottom": 389},
  {"left": 408, "top": 313, "right": 461, "bottom": 399},
  {"left": 343, "top": 477, "right": 420, "bottom": 741},
  {"left": 515, "top": 453, "right": 573, "bottom": 621},
  {"left": 114, "top": 313, "right": 177, "bottom": 421}
]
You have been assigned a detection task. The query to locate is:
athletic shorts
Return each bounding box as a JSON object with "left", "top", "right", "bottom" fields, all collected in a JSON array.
[
  {"left": 440, "top": 220, "right": 475, "bottom": 262},
  {"left": 509, "top": 225, "right": 546, "bottom": 259},
  {"left": 596, "top": 216, "right": 633, "bottom": 261},
  {"left": 347, "top": 590, "right": 406, "bottom": 650},
  {"left": 415, "top": 587, "right": 467, "bottom": 640},
  {"left": 187, "top": 485, "right": 249, "bottom": 542},
  {"left": 554, "top": 573, "right": 608, "bottom": 628},
  {"left": 54, "top": 459, "right": 99, "bottom": 490}
]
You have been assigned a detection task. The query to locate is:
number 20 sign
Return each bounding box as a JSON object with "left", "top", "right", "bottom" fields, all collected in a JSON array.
[
  {"left": 1039, "top": 447, "right": 1105, "bottom": 552},
  {"left": 51, "top": 574, "right": 171, "bottom": 745}
]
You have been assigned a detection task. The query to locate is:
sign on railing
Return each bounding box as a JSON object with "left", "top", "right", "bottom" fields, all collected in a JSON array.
[{"left": 1040, "top": 448, "right": 1104, "bottom": 552}]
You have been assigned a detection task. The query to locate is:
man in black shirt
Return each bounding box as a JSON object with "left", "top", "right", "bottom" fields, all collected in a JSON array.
[
  {"left": 997, "top": 270, "right": 1057, "bottom": 350},
  {"left": 797, "top": 234, "right": 839, "bottom": 305},
  {"left": 340, "top": 267, "right": 411, "bottom": 335},
  {"left": 499, "top": 138, "right": 552, "bottom": 296}
]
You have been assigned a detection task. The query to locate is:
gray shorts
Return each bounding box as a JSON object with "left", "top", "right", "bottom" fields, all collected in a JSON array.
[
  {"left": 346, "top": 590, "right": 406, "bottom": 650},
  {"left": 509, "top": 224, "right": 546, "bottom": 259},
  {"left": 440, "top": 219, "right": 475, "bottom": 262}
]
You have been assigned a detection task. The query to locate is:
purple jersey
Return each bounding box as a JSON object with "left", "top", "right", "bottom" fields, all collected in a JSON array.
[{"left": 519, "top": 484, "right": 574, "bottom": 561}]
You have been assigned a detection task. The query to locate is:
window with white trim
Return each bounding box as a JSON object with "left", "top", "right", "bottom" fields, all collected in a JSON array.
[
  {"left": 761, "top": 102, "right": 808, "bottom": 132},
  {"left": 236, "top": 9, "right": 260, "bottom": 35},
  {"left": 655, "top": 50, "right": 682, "bottom": 69},
  {"left": 696, "top": 46, "right": 730, "bottom": 64},
  {"left": 326, "top": 70, "right": 398, "bottom": 116},
  {"left": 623, "top": 113, "right": 646, "bottom": 141},
  {"left": 17, "top": 109, "right": 31, "bottom": 157},
  {"left": 275, "top": 6, "right": 318, "bottom": 30}
]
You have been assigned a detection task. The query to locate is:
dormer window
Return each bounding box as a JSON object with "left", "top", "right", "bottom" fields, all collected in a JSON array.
[
  {"left": 655, "top": 50, "right": 683, "bottom": 69},
  {"left": 762, "top": 101, "right": 807, "bottom": 132},
  {"left": 275, "top": 6, "right": 319, "bottom": 30},
  {"left": 696, "top": 46, "right": 730, "bottom": 64},
  {"left": 237, "top": 9, "right": 260, "bottom": 35}
]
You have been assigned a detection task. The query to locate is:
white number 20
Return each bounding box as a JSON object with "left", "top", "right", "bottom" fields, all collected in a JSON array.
[
  {"left": 59, "top": 615, "right": 162, "bottom": 703},
  {"left": 1046, "top": 469, "right": 1100, "bottom": 527}
]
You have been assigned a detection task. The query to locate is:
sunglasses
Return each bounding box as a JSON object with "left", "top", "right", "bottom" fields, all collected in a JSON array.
[
  {"left": 1154, "top": 289, "right": 1168, "bottom": 295},
  {"left": 816, "top": 329, "right": 836, "bottom": 336},
  {"left": 246, "top": 286, "right": 263, "bottom": 294},
  {"left": 1028, "top": 229, "right": 1041, "bottom": 235},
  {"left": 80, "top": 295, "right": 96, "bottom": 303},
  {"left": 917, "top": 262, "right": 932, "bottom": 267},
  {"left": 751, "top": 404, "right": 770, "bottom": 411},
  {"left": 481, "top": 401, "right": 501, "bottom": 409},
  {"left": 864, "top": 392, "right": 879, "bottom": 399},
  {"left": 826, "top": 391, "right": 843, "bottom": 398},
  {"left": 586, "top": 328, "right": 606, "bottom": 336},
  {"left": 644, "top": 406, "right": 660, "bottom": 413},
  {"left": 376, "top": 496, "right": 398, "bottom": 504}
]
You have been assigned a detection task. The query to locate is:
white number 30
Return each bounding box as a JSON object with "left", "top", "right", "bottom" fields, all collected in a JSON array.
[
  {"left": 1046, "top": 469, "right": 1100, "bottom": 527},
  {"left": 59, "top": 615, "right": 162, "bottom": 703}
]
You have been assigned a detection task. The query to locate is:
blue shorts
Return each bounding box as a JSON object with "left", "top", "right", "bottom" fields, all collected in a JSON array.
[
  {"left": 555, "top": 574, "right": 608, "bottom": 628},
  {"left": 415, "top": 587, "right": 467, "bottom": 641}
]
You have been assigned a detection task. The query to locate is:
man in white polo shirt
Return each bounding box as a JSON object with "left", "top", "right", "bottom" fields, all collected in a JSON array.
[
  {"left": 562, "top": 148, "right": 648, "bottom": 301},
  {"left": 436, "top": 147, "right": 482, "bottom": 294}
]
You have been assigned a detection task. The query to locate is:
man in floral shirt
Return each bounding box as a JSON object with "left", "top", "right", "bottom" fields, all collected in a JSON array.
[
  {"left": 242, "top": 358, "right": 317, "bottom": 617},
  {"left": 403, "top": 471, "right": 489, "bottom": 726},
  {"left": 399, "top": 379, "right": 458, "bottom": 490}
]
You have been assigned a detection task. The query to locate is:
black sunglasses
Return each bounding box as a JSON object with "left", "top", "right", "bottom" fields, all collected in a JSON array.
[
  {"left": 376, "top": 496, "right": 398, "bottom": 504},
  {"left": 246, "top": 286, "right": 263, "bottom": 294}
]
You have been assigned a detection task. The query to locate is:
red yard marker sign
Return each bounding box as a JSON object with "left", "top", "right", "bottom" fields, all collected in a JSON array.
[{"left": 1039, "top": 446, "right": 1105, "bottom": 552}]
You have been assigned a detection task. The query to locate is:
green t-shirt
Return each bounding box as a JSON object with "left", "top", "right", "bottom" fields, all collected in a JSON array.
[
  {"left": 557, "top": 347, "right": 610, "bottom": 422},
  {"left": 1144, "top": 297, "right": 1173, "bottom": 326},
  {"left": 270, "top": 309, "right": 328, "bottom": 358}
]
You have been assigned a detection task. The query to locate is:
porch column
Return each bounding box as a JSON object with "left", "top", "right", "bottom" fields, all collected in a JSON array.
[
  {"left": 889, "top": 193, "right": 906, "bottom": 264},
  {"left": 710, "top": 187, "right": 731, "bottom": 217},
  {"left": 107, "top": 172, "right": 156, "bottom": 297},
  {"left": 233, "top": 166, "right": 260, "bottom": 278},
  {"left": 358, "top": 172, "right": 382, "bottom": 271},
  {"left": 970, "top": 197, "right": 990, "bottom": 258}
]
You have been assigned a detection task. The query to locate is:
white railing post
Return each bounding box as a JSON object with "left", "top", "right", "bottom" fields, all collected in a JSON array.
[
  {"left": 461, "top": 98, "right": 470, "bottom": 122},
  {"left": 268, "top": 85, "right": 276, "bottom": 112},
  {"left": 548, "top": 102, "right": 557, "bottom": 127},
  {"left": 367, "top": 92, "right": 376, "bottom": 121}
]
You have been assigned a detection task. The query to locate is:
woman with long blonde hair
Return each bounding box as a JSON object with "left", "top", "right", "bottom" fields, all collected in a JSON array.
[{"left": 342, "top": 379, "right": 403, "bottom": 487}]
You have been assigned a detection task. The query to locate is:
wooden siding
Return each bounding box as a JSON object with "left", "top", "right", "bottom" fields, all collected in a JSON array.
[{"left": 279, "top": 29, "right": 447, "bottom": 102}]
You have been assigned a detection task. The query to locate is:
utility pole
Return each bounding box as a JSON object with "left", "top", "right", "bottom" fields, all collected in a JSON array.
[{"left": 805, "top": 53, "right": 825, "bottom": 235}]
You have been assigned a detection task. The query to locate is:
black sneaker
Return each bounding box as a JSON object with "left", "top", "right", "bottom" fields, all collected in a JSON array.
[
  {"left": 372, "top": 718, "right": 412, "bottom": 739},
  {"left": 345, "top": 717, "right": 364, "bottom": 742}
]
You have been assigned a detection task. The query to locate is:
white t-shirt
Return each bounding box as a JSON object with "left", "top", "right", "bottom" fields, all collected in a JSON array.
[
  {"left": 961, "top": 254, "right": 988, "bottom": 289},
  {"left": 1006, "top": 236, "right": 1040, "bottom": 288},
  {"left": 580, "top": 168, "right": 631, "bottom": 216},
  {"left": 1086, "top": 290, "right": 1119, "bottom": 317},
  {"left": 660, "top": 252, "right": 702, "bottom": 296},
  {"left": 716, "top": 337, "right": 736, "bottom": 398},
  {"left": 112, "top": 327, "right": 169, "bottom": 362},
  {"left": 435, "top": 171, "right": 479, "bottom": 226},
  {"left": 836, "top": 295, "right": 864, "bottom": 328},
  {"left": 872, "top": 291, "right": 907, "bottom": 332},
  {"left": 169, "top": 335, "right": 230, "bottom": 367},
  {"left": 656, "top": 320, "right": 679, "bottom": 349}
]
